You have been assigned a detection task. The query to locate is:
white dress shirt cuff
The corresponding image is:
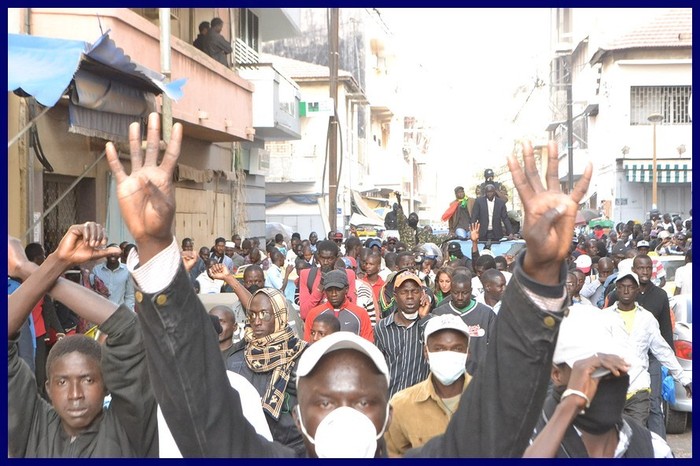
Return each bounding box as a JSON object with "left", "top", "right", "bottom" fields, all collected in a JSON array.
[
  {"left": 523, "top": 288, "right": 567, "bottom": 313},
  {"left": 127, "top": 237, "right": 182, "bottom": 294}
]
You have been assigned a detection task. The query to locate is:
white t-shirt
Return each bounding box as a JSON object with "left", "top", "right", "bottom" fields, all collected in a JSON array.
[
  {"left": 674, "top": 262, "right": 692, "bottom": 294},
  {"left": 157, "top": 370, "right": 273, "bottom": 457}
]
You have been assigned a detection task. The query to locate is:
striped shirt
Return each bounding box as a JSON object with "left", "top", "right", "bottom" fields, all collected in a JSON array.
[
  {"left": 356, "top": 280, "right": 378, "bottom": 326},
  {"left": 375, "top": 312, "right": 430, "bottom": 398}
]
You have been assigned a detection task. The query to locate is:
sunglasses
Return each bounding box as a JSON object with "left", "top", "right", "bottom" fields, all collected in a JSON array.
[{"left": 247, "top": 310, "right": 273, "bottom": 322}]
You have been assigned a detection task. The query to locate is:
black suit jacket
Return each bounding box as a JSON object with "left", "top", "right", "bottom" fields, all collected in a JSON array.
[{"left": 471, "top": 196, "right": 513, "bottom": 239}]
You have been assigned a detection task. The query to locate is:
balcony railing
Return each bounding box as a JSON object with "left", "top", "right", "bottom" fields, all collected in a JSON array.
[{"left": 235, "top": 38, "right": 259, "bottom": 66}]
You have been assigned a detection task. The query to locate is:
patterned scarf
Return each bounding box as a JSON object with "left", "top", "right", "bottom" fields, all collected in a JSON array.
[{"left": 244, "top": 288, "right": 307, "bottom": 419}]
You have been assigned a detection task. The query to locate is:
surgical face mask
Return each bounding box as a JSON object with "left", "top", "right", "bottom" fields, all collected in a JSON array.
[
  {"left": 401, "top": 310, "right": 419, "bottom": 321},
  {"left": 296, "top": 405, "right": 390, "bottom": 458},
  {"left": 427, "top": 350, "right": 468, "bottom": 385}
]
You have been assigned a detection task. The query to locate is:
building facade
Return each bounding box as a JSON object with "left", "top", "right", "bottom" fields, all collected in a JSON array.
[
  {"left": 549, "top": 8, "right": 692, "bottom": 223},
  {"left": 8, "top": 8, "right": 302, "bottom": 250}
]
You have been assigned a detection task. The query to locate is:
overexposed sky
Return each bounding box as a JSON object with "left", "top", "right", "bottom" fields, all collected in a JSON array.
[{"left": 378, "top": 8, "right": 553, "bottom": 206}]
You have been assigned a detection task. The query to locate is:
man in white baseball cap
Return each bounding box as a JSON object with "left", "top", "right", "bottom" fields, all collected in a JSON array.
[
  {"left": 293, "top": 331, "right": 391, "bottom": 458},
  {"left": 385, "top": 314, "right": 471, "bottom": 456}
]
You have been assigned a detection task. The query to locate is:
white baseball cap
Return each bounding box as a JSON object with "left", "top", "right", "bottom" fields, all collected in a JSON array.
[
  {"left": 574, "top": 254, "right": 592, "bottom": 273},
  {"left": 553, "top": 304, "right": 630, "bottom": 377},
  {"left": 615, "top": 258, "right": 639, "bottom": 285},
  {"left": 296, "top": 331, "right": 389, "bottom": 384},
  {"left": 423, "top": 314, "right": 470, "bottom": 342}
]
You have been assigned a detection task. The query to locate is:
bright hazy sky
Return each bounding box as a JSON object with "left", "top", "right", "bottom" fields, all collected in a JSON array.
[{"left": 378, "top": 8, "right": 553, "bottom": 206}]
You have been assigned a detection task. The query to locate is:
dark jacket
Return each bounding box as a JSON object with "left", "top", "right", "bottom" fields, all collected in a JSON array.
[
  {"left": 193, "top": 34, "right": 206, "bottom": 51},
  {"left": 203, "top": 30, "right": 232, "bottom": 66},
  {"left": 136, "top": 265, "right": 294, "bottom": 457},
  {"left": 8, "top": 306, "right": 157, "bottom": 457},
  {"left": 471, "top": 195, "right": 513, "bottom": 240}
]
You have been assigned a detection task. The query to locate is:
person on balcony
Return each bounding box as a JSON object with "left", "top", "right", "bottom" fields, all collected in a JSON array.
[{"left": 203, "top": 17, "right": 232, "bottom": 67}]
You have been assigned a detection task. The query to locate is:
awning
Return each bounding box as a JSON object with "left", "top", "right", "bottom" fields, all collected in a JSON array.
[
  {"left": 9, "top": 31, "right": 187, "bottom": 143},
  {"left": 349, "top": 213, "right": 384, "bottom": 228},
  {"left": 623, "top": 162, "right": 692, "bottom": 183},
  {"left": 351, "top": 190, "right": 385, "bottom": 224},
  {"left": 8, "top": 31, "right": 185, "bottom": 107}
]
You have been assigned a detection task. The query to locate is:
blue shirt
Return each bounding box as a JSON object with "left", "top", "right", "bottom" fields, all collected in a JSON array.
[{"left": 92, "top": 262, "right": 135, "bottom": 310}]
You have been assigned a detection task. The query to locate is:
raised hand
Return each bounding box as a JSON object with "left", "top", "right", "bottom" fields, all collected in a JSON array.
[
  {"left": 181, "top": 250, "right": 198, "bottom": 272},
  {"left": 209, "top": 263, "right": 230, "bottom": 281},
  {"left": 53, "top": 222, "right": 120, "bottom": 267},
  {"left": 8, "top": 223, "right": 118, "bottom": 281},
  {"left": 418, "top": 292, "right": 431, "bottom": 318},
  {"left": 470, "top": 221, "right": 480, "bottom": 242},
  {"left": 285, "top": 264, "right": 295, "bottom": 276},
  {"left": 105, "top": 112, "right": 183, "bottom": 263},
  {"left": 507, "top": 141, "right": 591, "bottom": 284},
  {"left": 567, "top": 353, "right": 630, "bottom": 407}
]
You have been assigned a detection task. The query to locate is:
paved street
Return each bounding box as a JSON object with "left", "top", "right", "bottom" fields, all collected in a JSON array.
[{"left": 667, "top": 418, "right": 692, "bottom": 458}]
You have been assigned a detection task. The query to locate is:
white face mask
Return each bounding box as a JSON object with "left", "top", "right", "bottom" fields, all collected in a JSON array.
[
  {"left": 296, "top": 405, "right": 390, "bottom": 458},
  {"left": 401, "top": 310, "right": 419, "bottom": 321},
  {"left": 428, "top": 350, "right": 468, "bottom": 385}
]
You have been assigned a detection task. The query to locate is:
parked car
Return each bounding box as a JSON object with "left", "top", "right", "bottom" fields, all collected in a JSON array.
[{"left": 663, "top": 293, "right": 692, "bottom": 434}]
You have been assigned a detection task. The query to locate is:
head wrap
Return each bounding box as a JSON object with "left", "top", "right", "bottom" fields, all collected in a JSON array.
[{"left": 244, "top": 288, "right": 307, "bottom": 419}]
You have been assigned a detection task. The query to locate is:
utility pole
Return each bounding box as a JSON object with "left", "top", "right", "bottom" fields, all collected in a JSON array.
[
  {"left": 566, "top": 53, "right": 574, "bottom": 194},
  {"left": 159, "top": 8, "right": 172, "bottom": 143},
  {"left": 328, "top": 8, "right": 339, "bottom": 233}
]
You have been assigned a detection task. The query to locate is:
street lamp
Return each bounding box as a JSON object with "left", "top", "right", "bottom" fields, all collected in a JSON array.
[{"left": 647, "top": 113, "right": 663, "bottom": 210}]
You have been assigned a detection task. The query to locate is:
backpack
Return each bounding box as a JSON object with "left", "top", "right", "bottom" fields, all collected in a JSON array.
[{"left": 306, "top": 266, "right": 320, "bottom": 294}]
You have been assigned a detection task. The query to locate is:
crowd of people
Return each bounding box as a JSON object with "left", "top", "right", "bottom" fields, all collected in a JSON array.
[{"left": 8, "top": 113, "right": 691, "bottom": 458}]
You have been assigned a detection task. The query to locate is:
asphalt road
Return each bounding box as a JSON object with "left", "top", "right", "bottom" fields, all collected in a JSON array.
[{"left": 666, "top": 417, "right": 692, "bottom": 458}]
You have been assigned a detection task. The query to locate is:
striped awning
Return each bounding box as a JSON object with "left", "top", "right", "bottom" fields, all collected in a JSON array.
[{"left": 624, "top": 162, "right": 691, "bottom": 183}]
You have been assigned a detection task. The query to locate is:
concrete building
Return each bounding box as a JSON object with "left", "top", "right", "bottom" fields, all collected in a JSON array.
[
  {"left": 8, "top": 8, "right": 302, "bottom": 250},
  {"left": 548, "top": 8, "right": 692, "bottom": 223},
  {"left": 261, "top": 9, "right": 431, "bottom": 239}
]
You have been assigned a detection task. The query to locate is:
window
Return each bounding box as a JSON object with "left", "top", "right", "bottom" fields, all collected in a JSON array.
[
  {"left": 630, "top": 86, "right": 691, "bottom": 125},
  {"left": 238, "top": 8, "right": 259, "bottom": 52}
]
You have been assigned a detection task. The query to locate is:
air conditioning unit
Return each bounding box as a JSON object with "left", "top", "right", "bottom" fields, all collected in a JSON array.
[{"left": 249, "top": 147, "right": 270, "bottom": 176}]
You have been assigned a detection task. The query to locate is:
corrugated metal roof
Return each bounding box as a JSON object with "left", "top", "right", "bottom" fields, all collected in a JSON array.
[
  {"left": 259, "top": 52, "right": 353, "bottom": 80},
  {"left": 8, "top": 31, "right": 185, "bottom": 107}
]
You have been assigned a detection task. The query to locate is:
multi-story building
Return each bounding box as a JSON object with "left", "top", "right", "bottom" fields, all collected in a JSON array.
[
  {"left": 8, "top": 8, "right": 302, "bottom": 249},
  {"left": 261, "top": 8, "right": 430, "bottom": 238},
  {"left": 549, "top": 8, "right": 692, "bottom": 222}
]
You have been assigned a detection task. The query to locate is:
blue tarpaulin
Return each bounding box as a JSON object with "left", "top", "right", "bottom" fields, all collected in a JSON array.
[{"left": 8, "top": 31, "right": 185, "bottom": 107}]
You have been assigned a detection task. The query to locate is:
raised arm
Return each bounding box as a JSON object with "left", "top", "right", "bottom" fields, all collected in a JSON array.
[
  {"left": 410, "top": 141, "right": 592, "bottom": 458},
  {"left": 210, "top": 263, "right": 253, "bottom": 310},
  {"left": 8, "top": 224, "right": 120, "bottom": 337},
  {"left": 523, "top": 353, "right": 629, "bottom": 457},
  {"left": 106, "top": 113, "right": 290, "bottom": 457}
]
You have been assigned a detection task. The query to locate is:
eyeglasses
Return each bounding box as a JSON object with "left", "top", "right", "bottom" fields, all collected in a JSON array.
[{"left": 247, "top": 310, "right": 273, "bottom": 322}]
